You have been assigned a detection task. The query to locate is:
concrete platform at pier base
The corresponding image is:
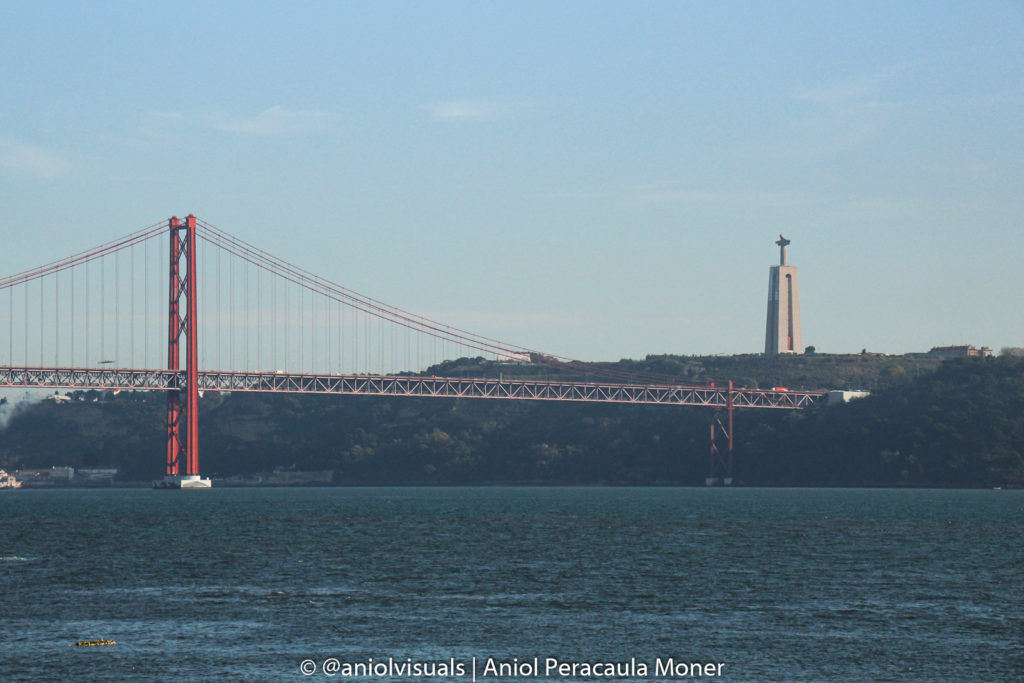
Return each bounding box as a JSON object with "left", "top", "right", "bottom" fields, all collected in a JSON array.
[
  {"left": 153, "top": 474, "right": 212, "bottom": 489},
  {"left": 704, "top": 477, "right": 734, "bottom": 487}
]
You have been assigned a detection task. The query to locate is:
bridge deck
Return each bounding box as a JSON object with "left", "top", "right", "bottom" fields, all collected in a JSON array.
[{"left": 0, "top": 366, "right": 825, "bottom": 409}]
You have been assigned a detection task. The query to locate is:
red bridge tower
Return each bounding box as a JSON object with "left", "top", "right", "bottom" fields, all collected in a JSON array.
[{"left": 159, "top": 215, "right": 209, "bottom": 488}]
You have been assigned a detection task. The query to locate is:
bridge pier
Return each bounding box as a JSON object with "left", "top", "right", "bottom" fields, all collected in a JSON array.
[{"left": 706, "top": 381, "right": 734, "bottom": 486}]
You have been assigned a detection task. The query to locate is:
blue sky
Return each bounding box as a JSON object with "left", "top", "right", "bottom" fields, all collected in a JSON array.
[{"left": 1, "top": 1, "right": 1022, "bottom": 361}]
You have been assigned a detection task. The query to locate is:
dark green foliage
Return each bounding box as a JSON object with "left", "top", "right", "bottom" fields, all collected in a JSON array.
[
  {"left": 618, "top": 352, "right": 940, "bottom": 391},
  {"left": 0, "top": 390, "right": 165, "bottom": 481},
  {"left": 429, "top": 352, "right": 942, "bottom": 391},
  {"left": 738, "top": 356, "right": 1024, "bottom": 487}
]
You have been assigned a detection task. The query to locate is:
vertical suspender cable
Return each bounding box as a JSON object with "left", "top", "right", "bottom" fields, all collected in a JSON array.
[
  {"left": 287, "top": 277, "right": 292, "bottom": 372},
  {"left": 24, "top": 285, "right": 28, "bottom": 367},
  {"left": 281, "top": 270, "right": 286, "bottom": 371},
  {"left": 54, "top": 270, "right": 59, "bottom": 366},
  {"left": 100, "top": 257, "right": 105, "bottom": 362},
  {"left": 130, "top": 244, "right": 135, "bottom": 368},
  {"left": 244, "top": 259, "right": 249, "bottom": 372},
  {"left": 115, "top": 250, "right": 119, "bottom": 365},
  {"left": 257, "top": 259, "right": 262, "bottom": 371},
  {"left": 327, "top": 292, "right": 331, "bottom": 374},
  {"left": 229, "top": 252, "right": 233, "bottom": 371},
  {"left": 310, "top": 281, "right": 315, "bottom": 373},
  {"left": 272, "top": 268, "right": 276, "bottom": 371},
  {"left": 144, "top": 235, "right": 149, "bottom": 368},
  {"left": 70, "top": 268, "right": 75, "bottom": 366},
  {"left": 216, "top": 242, "right": 221, "bottom": 372},
  {"left": 39, "top": 277, "right": 44, "bottom": 366},
  {"left": 85, "top": 261, "right": 90, "bottom": 366},
  {"left": 299, "top": 280, "right": 304, "bottom": 372}
]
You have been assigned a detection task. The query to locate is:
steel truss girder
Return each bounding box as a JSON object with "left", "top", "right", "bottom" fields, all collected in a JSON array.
[{"left": 0, "top": 366, "right": 826, "bottom": 410}]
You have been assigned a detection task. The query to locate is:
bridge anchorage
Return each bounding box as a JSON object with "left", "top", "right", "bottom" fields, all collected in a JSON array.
[{"left": 0, "top": 215, "right": 826, "bottom": 486}]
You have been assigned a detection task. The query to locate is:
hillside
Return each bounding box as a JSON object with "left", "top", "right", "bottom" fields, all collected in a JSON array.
[
  {"left": 429, "top": 351, "right": 943, "bottom": 391},
  {"left": 737, "top": 356, "right": 1024, "bottom": 487},
  {"left": 1, "top": 354, "right": 1020, "bottom": 487}
]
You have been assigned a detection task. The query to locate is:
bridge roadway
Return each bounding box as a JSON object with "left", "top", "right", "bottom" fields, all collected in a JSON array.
[{"left": 0, "top": 366, "right": 825, "bottom": 410}]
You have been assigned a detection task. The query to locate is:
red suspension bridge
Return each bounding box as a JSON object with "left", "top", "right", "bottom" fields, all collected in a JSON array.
[{"left": 0, "top": 216, "right": 825, "bottom": 485}]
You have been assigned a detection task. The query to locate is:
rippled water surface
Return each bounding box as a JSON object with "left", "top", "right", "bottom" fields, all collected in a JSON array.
[{"left": 1, "top": 487, "right": 1021, "bottom": 681}]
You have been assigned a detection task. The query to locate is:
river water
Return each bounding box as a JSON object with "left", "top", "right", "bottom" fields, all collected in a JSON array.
[{"left": 1, "top": 487, "right": 1021, "bottom": 681}]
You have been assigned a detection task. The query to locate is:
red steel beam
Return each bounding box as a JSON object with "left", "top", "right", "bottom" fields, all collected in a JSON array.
[
  {"left": 165, "top": 217, "right": 183, "bottom": 476},
  {"left": 184, "top": 215, "right": 199, "bottom": 475}
]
